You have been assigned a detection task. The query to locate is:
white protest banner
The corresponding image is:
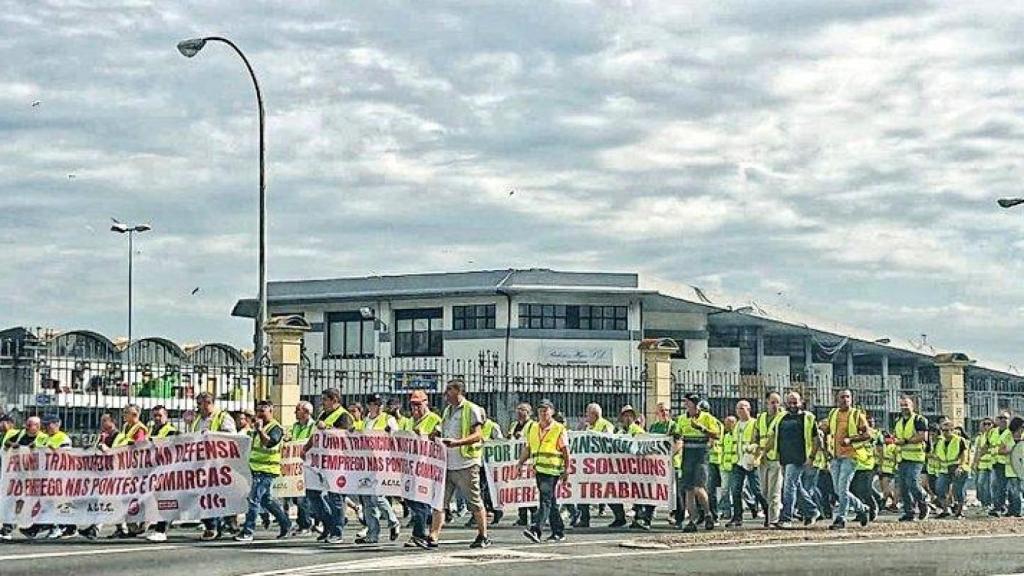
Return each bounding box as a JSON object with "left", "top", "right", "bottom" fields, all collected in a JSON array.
[
  {"left": 483, "top": 431, "right": 674, "bottom": 510},
  {"left": 0, "top": 433, "right": 251, "bottom": 527},
  {"left": 303, "top": 430, "right": 445, "bottom": 510},
  {"left": 271, "top": 441, "right": 306, "bottom": 498}
]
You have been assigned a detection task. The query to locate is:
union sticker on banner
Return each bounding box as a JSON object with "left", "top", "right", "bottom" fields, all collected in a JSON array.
[
  {"left": 483, "top": 431, "right": 674, "bottom": 510},
  {"left": 304, "top": 430, "right": 445, "bottom": 510},
  {"left": 0, "top": 432, "right": 251, "bottom": 527}
]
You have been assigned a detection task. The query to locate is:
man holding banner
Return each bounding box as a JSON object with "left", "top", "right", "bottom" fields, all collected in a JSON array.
[
  {"left": 303, "top": 388, "right": 354, "bottom": 545},
  {"left": 517, "top": 399, "right": 569, "bottom": 543},
  {"left": 285, "top": 401, "right": 315, "bottom": 536},
  {"left": 402, "top": 389, "right": 443, "bottom": 549},
  {"left": 430, "top": 379, "right": 491, "bottom": 549}
]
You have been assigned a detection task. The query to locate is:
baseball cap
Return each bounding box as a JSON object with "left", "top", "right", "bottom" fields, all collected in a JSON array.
[
  {"left": 42, "top": 414, "right": 60, "bottom": 425},
  {"left": 684, "top": 392, "right": 701, "bottom": 405},
  {"left": 409, "top": 390, "right": 428, "bottom": 404},
  {"left": 366, "top": 394, "right": 384, "bottom": 405},
  {"left": 0, "top": 414, "right": 12, "bottom": 423},
  {"left": 538, "top": 398, "right": 555, "bottom": 410},
  {"left": 620, "top": 404, "right": 637, "bottom": 416}
]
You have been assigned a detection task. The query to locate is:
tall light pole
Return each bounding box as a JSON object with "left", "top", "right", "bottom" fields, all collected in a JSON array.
[
  {"left": 110, "top": 221, "right": 151, "bottom": 379},
  {"left": 177, "top": 36, "right": 267, "bottom": 365}
]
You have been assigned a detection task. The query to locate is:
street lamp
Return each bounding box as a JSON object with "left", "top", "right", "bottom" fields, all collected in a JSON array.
[
  {"left": 177, "top": 36, "right": 268, "bottom": 365},
  {"left": 110, "top": 220, "right": 151, "bottom": 380},
  {"left": 998, "top": 198, "right": 1024, "bottom": 209}
]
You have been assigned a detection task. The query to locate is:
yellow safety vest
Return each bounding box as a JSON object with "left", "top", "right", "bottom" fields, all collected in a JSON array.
[
  {"left": 676, "top": 411, "right": 721, "bottom": 442},
  {"left": 894, "top": 414, "right": 926, "bottom": 463},
  {"left": 352, "top": 419, "right": 365, "bottom": 431},
  {"left": 249, "top": 420, "right": 283, "bottom": 475},
  {"left": 290, "top": 421, "right": 315, "bottom": 441},
  {"left": 320, "top": 406, "right": 352, "bottom": 428},
  {"left": 113, "top": 422, "right": 149, "bottom": 448},
  {"left": 935, "top": 435, "right": 967, "bottom": 473},
  {"left": 880, "top": 442, "right": 899, "bottom": 474},
  {"left": 588, "top": 417, "right": 615, "bottom": 434},
  {"left": 991, "top": 428, "right": 1012, "bottom": 466},
  {"left": 482, "top": 419, "right": 500, "bottom": 440},
  {"left": 770, "top": 411, "right": 816, "bottom": 461},
  {"left": 153, "top": 423, "right": 177, "bottom": 439},
  {"left": 527, "top": 421, "right": 567, "bottom": 476},
  {"left": 401, "top": 411, "right": 442, "bottom": 436},
  {"left": 36, "top": 431, "right": 70, "bottom": 449},
  {"left": 2, "top": 428, "right": 20, "bottom": 447},
  {"left": 191, "top": 409, "right": 228, "bottom": 433},
  {"left": 442, "top": 401, "right": 484, "bottom": 459},
  {"left": 367, "top": 414, "right": 392, "bottom": 431},
  {"left": 756, "top": 411, "right": 784, "bottom": 461},
  {"left": 721, "top": 431, "right": 738, "bottom": 473}
]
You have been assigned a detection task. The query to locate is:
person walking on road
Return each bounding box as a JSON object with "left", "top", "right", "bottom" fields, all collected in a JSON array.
[
  {"left": 302, "top": 388, "right": 354, "bottom": 544},
  {"left": 894, "top": 397, "right": 930, "bottom": 522},
  {"left": 401, "top": 390, "right": 442, "bottom": 549},
  {"left": 997, "top": 416, "right": 1023, "bottom": 517},
  {"left": 191, "top": 391, "right": 237, "bottom": 540},
  {"left": 726, "top": 400, "right": 768, "bottom": 528},
  {"left": 429, "top": 379, "right": 491, "bottom": 549},
  {"left": 507, "top": 402, "right": 537, "bottom": 527},
  {"left": 356, "top": 394, "right": 401, "bottom": 544},
  {"left": 517, "top": 399, "right": 570, "bottom": 544},
  {"left": 675, "top": 393, "right": 721, "bottom": 533},
  {"left": 972, "top": 418, "right": 995, "bottom": 512},
  {"left": 754, "top": 392, "right": 784, "bottom": 528},
  {"left": 235, "top": 401, "right": 293, "bottom": 542},
  {"left": 825, "top": 390, "right": 871, "bottom": 530},
  {"left": 776, "top": 392, "right": 819, "bottom": 529},
  {"left": 989, "top": 413, "right": 1012, "bottom": 516},
  {"left": 934, "top": 421, "right": 969, "bottom": 519}
]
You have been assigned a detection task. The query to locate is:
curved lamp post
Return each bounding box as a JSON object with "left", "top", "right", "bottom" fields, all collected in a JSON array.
[{"left": 177, "top": 37, "right": 267, "bottom": 365}]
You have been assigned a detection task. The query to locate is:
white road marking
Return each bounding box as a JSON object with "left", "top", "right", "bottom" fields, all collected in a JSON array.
[
  {"left": 0, "top": 544, "right": 179, "bottom": 562},
  {"left": 239, "top": 532, "right": 1024, "bottom": 576}
]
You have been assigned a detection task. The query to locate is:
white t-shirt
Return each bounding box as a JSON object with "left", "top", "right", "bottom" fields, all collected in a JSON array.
[{"left": 441, "top": 400, "right": 485, "bottom": 471}]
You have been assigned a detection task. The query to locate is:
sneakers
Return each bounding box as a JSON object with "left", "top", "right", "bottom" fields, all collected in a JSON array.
[
  {"left": 469, "top": 534, "right": 492, "bottom": 549},
  {"left": 146, "top": 532, "right": 167, "bottom": 542},
  {"left": 406, "top": 537, "right": 431, "bottom": 549},
  {"left": 726, "top": 519, "right": 742, "bottom": 528},
  {"left": 828, "top": 519, "right": 846, "bottom": 531},
  {"left": 425, "top": 537, "right": 439, "bottom": 549},
  {"left": 389, "top": 523, "right": 400, "bottom": 542},
  {"left": 276, "top": 528, "right": 292, "bottom": 540},
  {"left": 0, "top": 531, "right": 11, "bottom": 542},
  {"left": 523, "top": 528, "right": 542, "bottom": 543},
  {"left": 704, "top": 516, "right": 716, "bottom": 531},
  {"left": 356, "top": 527, "right": 369, "bottom": 539},
  {"left": 681, "top": 522, "right": 698, "bottom": 533},
  {"left": 490, "top": 510, "right": 504, "bottom": 526},
  {"left": 200, "top": 530, "right": 219, "bottom": 541},
  {"left": 868, "top": 507, "right": 878, "bottom": 522},
  {"left": 898, "top": 515, "right": 916, "bottom": 522},
  {"left": 545, "top": 533, "right": 565, "bottom": 542},
  {"left": 354, "top": 536, "right": 378, "bottom": 545},
  {"left": 936, "top": 511, "right": 951, "bottom": 519},
  {"left": 234, "top": 532, "right": 254, "bottom": 542},
  {"left": 917, "top": 501, "right": 930, "bottom": 521},
  {"left": 776, "top": 521, "right": 793, "bottom": 530},
  {"left": 46, "top": 527, "right": 63, "bottom": 540},
  {"left": 628, "top": 521, "right": 651, "bottom": 531},
  {"left": 325, "top": 534, "right": 344, "bottom": 544},
  {"left": 803, "top": 511, "right": 821, "bottom": 527},
  {"left": 608, "top": 519, "right": 628, "bottom": 529},
  {"left": 292, "top": 528, "right": 311, "bottom": 538},
  {"left": 856, "top": 510, "right": 869, "bottom": 527}
]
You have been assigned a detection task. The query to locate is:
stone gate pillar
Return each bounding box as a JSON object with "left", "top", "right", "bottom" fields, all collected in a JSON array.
[
  {"left": 264, "top": 315, "right": 310, "bottom": 428},
  {"left": 934, "top": 352, "right": 971, "bottom": 429},
  {"left": 639, "top": 338, "right": 678, "bottom": 426}
]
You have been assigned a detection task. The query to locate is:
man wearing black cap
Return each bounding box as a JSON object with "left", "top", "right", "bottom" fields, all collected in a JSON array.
[
  {"left": 674, "top": 393, "right": 722, "bottom": 532},
  {"left": 517, "top": 399, "right": 569, "bottom": 543}
]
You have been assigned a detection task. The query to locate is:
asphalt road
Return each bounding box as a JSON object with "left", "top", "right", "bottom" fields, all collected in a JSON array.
[{"left": 3, "top": 518, "right": 1024, "bottom": 576}]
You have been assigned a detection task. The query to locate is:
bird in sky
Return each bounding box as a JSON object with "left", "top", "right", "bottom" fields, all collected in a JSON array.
[
  {"left": 31, "top": 100, "right": 40, "bottom": 107},
  {"left": 508, "top": 189, "right": 516, "bottom": 197},
  {"left": 191, "top": 287, "right": 201, "bottom": 295},
  {"left": 67, "top": 174, "right": 76, "bottom": 179}
]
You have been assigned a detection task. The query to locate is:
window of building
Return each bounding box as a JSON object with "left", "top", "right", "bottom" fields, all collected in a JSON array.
[
  {"left": 395, "top": 308, "right": 443, "bottom": 357},
  {"left": 518, "top": 304, "right": 627, "bottom": 331},
  {"left": 325, "top": 311, "right": 375, "bottom": 358},
  {"left": 453, "top": 304, "right": 496, "bottom": 330}
]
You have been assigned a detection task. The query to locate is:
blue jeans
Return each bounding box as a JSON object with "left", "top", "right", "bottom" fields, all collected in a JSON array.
[
  {"left": 897, "top": 461, "right": 926, "bottom": 516},
  {"left": 534, "top": 473, "right": 565, "bottom": 537},
  {"left": 991, "top": 464, "right": 1008, "bottom": 512},
  {"left": 290, "top": 497, "right": 313, "bottom": 530},
  {"left": 306, "top": 489, "right": 345, "bottom": 537},
  {"left": 243, "top": 472, "right": 291, "bottom": 535},
  {"left": 781, "top": 464, "right": 817, "bottom": 522},
  {"left": 407, "top": 500, "right": 432, "bottom": 540},
  {"left": 935, "top": 472, "right": 967, "bottom": 509},
  {"left": 830, "top": 458, "right": 865, "bottom": 521},
  {"left": 360, "top": 495, "right": 398, "bottom": 542},
  {"left": 1007, "top": 477, "right": 1022, "bottom": 516},
  {"left": 975, "top": 469, "right": 992, "bottom": 509},
  {"left": 729, "top": 466, "right": 767, "bottom": 521}
]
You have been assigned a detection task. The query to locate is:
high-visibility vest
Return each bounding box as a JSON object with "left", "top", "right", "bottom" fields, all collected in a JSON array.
[
  {"left": 720, "top": 431, "right": 738, "bottom": 473},
  {"left": 527, "top": 421, "right": 567, "bottom": 476},
  {"left": 855, "top": 440, "right": 876, "bottom": 471},
  {"left": 730, "top": 419, "right": 759, "bottom": 469},
  {"left": 508, "top": 419, "right": 536, "bottom": 439},
  {"left": 880, "top": 442, "right": 899, "bottom": 474},
  {"left": 991, "top": 428, "right": 1012, "bottom": 466},
  {"left": 619, "top": 423, "right": 644, "bottom": 437},
  {"left": 320, "top": 406, "right": 352, "bottom": 429},
  {"left": 352, "top": 419, "right": 365, "bottom": 431},
  {"left": 827, "top": 407, "right": 865, "bottom": 459},
  {"left": 191, "top": 409, "right": 228, "bottom": 433},
  {"left": 37, "top": 430, "right": 70, "bottom": 449},
  {"left": 401, "top": 411, "right": 442, "bottom": 436},
  {"left": 113, "top": 422, "right": 149, "bottom": 448},
  {"left": 588, "top": 417, "right": 615, "bottom": 433},
  {"left": 1002, "top": 433, "right": 1019, "bottom": 479},
  {"left": 367, "top": 414, "right": 393, "bottom": 431},
  {"left": 2, "top": 427, "right": 20, "bottom": 447},
  {"left": 935, "top": 435, "right": 968, "bottom": 473},
  {"left": 770, "top": 411, "right": 815, "bottom": 460},
  {"left": 442, "top": 400, "right": 484, "bottom": 459},
  {"left": 756, "top": 411, "right": 784, "bottom": 461},
  {"left": 926, "top": 441, "right": 942, "bottom": 475},
  {"left": 249, "top": 419, "right": 283, "bottom": 475},
  {"left": 974, "top": 433, "right": 993, "bottom": 470},
  {"left": 290, "top": 421, "right": 315, "bottom": 441},
  {"left": 395, "top": 416, "right": 412, "bottom": 431},
  {"left": 152, "top": 422, "right": 177, "bottom": 439},
  {"left": 894, "top": 414, "right": 927, "bottom": 463},
  {"left": 482, "top": 419, "right": 500, "bottom": 440},
  {"left": 813, "top": 437, "right": 830, "bottom": 470},
  {"left": 676, "top": 412, "right": 721, "bottom": 442}
]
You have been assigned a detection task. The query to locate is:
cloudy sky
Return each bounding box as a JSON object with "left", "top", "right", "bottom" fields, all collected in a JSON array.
[{"left": 2, "top": 1, "right": 1023, "bottom": 364}]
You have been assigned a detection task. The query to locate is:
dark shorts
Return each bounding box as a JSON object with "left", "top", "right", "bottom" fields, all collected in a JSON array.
[{"left": 681, "top": 447, "right": 709, "bottom": 490}]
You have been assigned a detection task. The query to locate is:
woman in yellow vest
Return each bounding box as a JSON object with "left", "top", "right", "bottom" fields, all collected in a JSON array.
[
  {"left": 517, "top": 398, "right": 569, "bottom": 543},
  {"left": 879, "top": 433, "right": 901, "bottom": 513},
  {"left": 235, "top": 401, "right": 293, "bottom": 542}
]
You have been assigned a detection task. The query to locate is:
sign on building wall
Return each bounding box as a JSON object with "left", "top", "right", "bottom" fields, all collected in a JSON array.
[{"left": 539, "top": 345, "right": 614, "bottom": 366}]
